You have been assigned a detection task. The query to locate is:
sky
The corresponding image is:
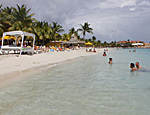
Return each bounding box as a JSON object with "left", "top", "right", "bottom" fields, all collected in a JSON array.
[{"left": 1, "top": 0, "right": 150, "bottom": 43}]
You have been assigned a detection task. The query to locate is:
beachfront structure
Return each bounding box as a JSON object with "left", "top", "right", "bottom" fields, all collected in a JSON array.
[
  {"left": 117, "top": 40, "right": 144, "bottom": 44},
  {"left": 132, "top": 43, "right": 144, "bottom": 46},
  {"left": 63, "top": 34, "right": 85, "bottom": 46},
  {"left": 1, "top": 31, "right": 35, "bottom": 55},
  {"left": 45, "top": 41, "right": 63, "bottom": 47}
]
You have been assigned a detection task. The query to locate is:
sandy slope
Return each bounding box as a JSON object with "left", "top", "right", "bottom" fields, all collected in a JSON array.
[{"left": 0, "top": 48, "right": 104, "bottom": 76}]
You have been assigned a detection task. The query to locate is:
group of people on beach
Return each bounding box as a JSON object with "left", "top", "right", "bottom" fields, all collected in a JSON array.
[
  {"left": 34, "top": 45, "right": 81, "bottom": 52},
  {"left": 86, "top": 47, "right": 96, "bottom": 52},
  {"left": 130, "top": 62, "right": 142, "bottom": 71}
]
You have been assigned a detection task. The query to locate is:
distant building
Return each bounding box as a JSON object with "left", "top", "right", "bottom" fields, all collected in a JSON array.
[
  {"left": 132, "top": 43, "right": 143, "bottom": 46},
  {"left": 129, "top": 40, "right": 144, "bottom": 43},
  {"left": 117, "top": 40, "right": 144, "bottom": 44},
  {"left": 144, "top": 43, "right": 150, "bottom": 47},
  {"left": 117, "top": 41, "right": 126, "bottom": 44}
]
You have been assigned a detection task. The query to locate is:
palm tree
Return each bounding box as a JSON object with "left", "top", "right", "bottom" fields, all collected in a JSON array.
[
  {"left": 0, "top": 6, "right": 13, "bottom": 36},
  {"left": 32, "top": 21, "right": 50, "bottom": 45},
  {"left": 92, "top": 36, "right": 96, "bottom": 42},
  {"left": 31, "top": 22, "right": 40, "bottom": 45},
  {"left": 50, "top": 22, "right": 64, "bottom": 46},
  {"left": 85, "top": 39, "right": 88, "bottom": 43},
  {"left": 97, "top": 40, "right": 101, "bottom": 47},
  {"left": 9, "top": 21, "right": 26, "bottom": 31},
  {"left": 62, "top": 33, "right": 69, "bottom": 41},
  {"left": 0, "top": 5, "right": 4, "bottom": 36},
  {"left": 0, "top": 24, "right": 3, "bottom": 37},
  {"left": 78, "top": 22, "right": 93, "bottom": 39},
  {"left": 127, "top": 39, "right": 130, "bottom": 43},
  {"left": 69, "top": 27, "right": 75, "bottom": 34},
  {"left": 88, "top": 38, "right": 92, "bottom": 42},
  {"left": 69, "top": 27, "right": 79, "bottom": 38},
  {"left": 9, "top": 4, "right": 35, "bottom": 31}
]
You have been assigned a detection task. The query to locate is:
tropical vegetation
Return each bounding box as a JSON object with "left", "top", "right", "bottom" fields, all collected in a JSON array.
[
  {"left": 78, "top": 22, "right": 93, "bottom": 40},
  {"left": 0, "top": 4, "right": 126, "bottom": 47}
]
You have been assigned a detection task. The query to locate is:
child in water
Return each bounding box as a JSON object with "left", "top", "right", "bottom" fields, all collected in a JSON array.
[
  {"left": 103, "top": 52, "right": 107, "bottom": 56},
  {"left": 109, "top": 58, "right": 113, "bottom": 64}
]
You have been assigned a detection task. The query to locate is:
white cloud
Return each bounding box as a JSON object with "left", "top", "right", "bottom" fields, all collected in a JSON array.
[
  {"left": 138, "top": 0, "right": 150, "bottom": 6},
  {"left": 95, "top": 0, "right": 122, "bottom": 9},
  {"left": 92, "top": 0, "right": 138, "bottom": 9},
  {"left": 120, "top": 0, "right": 137, "bottom": 8},
  {"left": 130, "top": 7, "right": 136, "bottom": 11}
]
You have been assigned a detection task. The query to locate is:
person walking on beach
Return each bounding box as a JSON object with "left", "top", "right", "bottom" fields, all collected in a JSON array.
[
  {"left": 109, "top": 58, "right": 113, "bottom": 64},
  {"left": 130, "top": 63, "right": 137, "bottom": 71},
  {"left": 135, "top": 62, "right": 142, "bottom": 69}
]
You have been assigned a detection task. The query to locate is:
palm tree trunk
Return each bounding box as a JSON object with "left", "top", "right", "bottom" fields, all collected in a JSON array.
[
  {"left": 83, "top": 32, "right": 85, "bottom": 39},
  {"left": 54, "top": 36, "right": 56, "bottom": 47},
  {"left": 42, "top": 37, "right": 45, "bottom": 45},
  {"left": 53, "top": 33, "right": 56, "bottom": 46}
]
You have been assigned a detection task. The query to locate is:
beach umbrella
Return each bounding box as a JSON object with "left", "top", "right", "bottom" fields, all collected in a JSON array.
[
  {"left": 0, "top": 36, "right": 16, "bottom": 40},
  {"left": 85, "top": 42, "right": 93, "bottom": 45}
]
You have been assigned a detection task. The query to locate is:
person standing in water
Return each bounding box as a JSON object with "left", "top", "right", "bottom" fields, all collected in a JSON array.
[
  {"left": 103, "top": 52, "right": 107, "bottom": 56},
  {"left": 130, "top": 63, "right": 137, "bottom": 71},
  {"left": 135, "top": 62, "right": 142, "bottom": 69},
  {"left": 109, "top": 58, "right": 113, "bottom": 64}
]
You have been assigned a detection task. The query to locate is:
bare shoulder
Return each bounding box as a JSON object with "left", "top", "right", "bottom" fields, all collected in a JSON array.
[{"left": 133, "top": 67, "right": 137, "bottom": 71}]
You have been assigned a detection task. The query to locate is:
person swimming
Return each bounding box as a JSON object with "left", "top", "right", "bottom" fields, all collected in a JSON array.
[
  {"left": 109, "top": 58, "right": 112, "bottom": 64},
  {"left": 103, "top": 52, "right": 107, "bottom": 56},
  {"left": 133, "top": 49, "right": 136, "bottom": 52},
  {"left": 130, "top": 63, "right": 137, "bottom": 71},
  {"left": 135, "top": 62, "right": 142, "bottom": 69},
  {"left": 93, "top": 48, "right": 96, "bottom": 53}
]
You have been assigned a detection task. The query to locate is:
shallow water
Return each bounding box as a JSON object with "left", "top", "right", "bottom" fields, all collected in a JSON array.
[{"left": 0, "top": 48, "right": 150, "bottom": 115}]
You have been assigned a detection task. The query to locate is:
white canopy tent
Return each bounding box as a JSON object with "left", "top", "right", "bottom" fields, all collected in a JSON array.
[{"left": 1, "top": 31, "right": 35, "bottom": 55}]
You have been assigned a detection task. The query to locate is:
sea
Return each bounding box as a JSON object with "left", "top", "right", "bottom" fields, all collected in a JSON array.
[{"left": 0, "top": 48, "right": 150, "bottom": 115}]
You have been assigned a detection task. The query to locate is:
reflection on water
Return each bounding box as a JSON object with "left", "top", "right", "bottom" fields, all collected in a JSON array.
[{"left": 0, "top": 49, "right": 150, "bottom": 115}]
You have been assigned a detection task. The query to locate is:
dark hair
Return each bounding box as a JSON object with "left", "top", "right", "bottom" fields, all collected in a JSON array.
[
  {"left": 130, "top": 63, "right": 135, "bottom": 67},
  {"left": 109, "top": 58, "right": 112, "bottom": 61}
]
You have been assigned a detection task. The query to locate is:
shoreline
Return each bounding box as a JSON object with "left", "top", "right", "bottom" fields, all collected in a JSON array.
[{"left": 0, "top": 48, "right": 106, "bottom": 88}]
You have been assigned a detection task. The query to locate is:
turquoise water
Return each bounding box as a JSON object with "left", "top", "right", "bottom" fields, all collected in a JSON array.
[{"left": 0, "top": 49, "right": 150, "bottom": 115}]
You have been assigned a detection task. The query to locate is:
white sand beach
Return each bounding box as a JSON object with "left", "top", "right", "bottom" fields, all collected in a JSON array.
[{"left": 0, "top": 48, "right": 104, "bottom": 87}]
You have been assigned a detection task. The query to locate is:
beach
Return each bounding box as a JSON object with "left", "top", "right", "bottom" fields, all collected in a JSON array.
[
  {"left": 0, "top": 48, "right": 150, "bottom": 115},
  {"left": 0, "top": 48, "right": 104, "bottom": 88}
]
